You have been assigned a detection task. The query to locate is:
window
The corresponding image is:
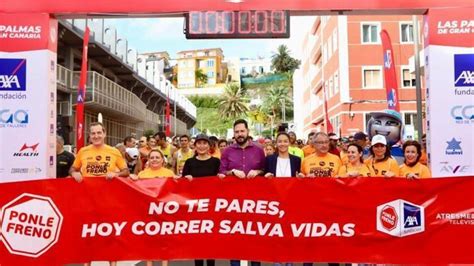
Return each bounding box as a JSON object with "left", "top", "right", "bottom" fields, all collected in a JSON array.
[
  {"left": 259, "top": 66, "right": 264, "bottom": 73},
  {"left": 328, "top": 37, "right": 332, "bottom": 58},
  {"left": 329, "top": 77, "right": 334, "bottom": 98},
  {"left": 207, "top": 60, "right": 215, "bottom": 67},
  {"left": 241, "top": 67, "right": 246, "bottom": 74},
  {"left": 401, "top": 67, "right": 416, "bottom": 87},
  {"left": 400, "top": 23, "right": 414, "bottom": 43},
  {"left": 361, "top": 23, "right": 380, "bottom": 44},
  {"left": 207, "top": 71, "right": 214, "bottom": 78},
  {"left": 334, "top": 71, "right": 339, "bottom": 94},
  {"left": 332, "top": 29, "right": 338, "bottom": 52},
  {"left": 404, "top": 112, "right": 417, "bottom": 126},
  {"left": 363, "top": 67, "right": 383, "bottom": 88}
]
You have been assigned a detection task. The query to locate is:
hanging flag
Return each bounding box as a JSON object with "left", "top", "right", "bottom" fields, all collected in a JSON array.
[
  {"left": 380, "top": 30, "right": 400, "bottom": 112},
  {"left": 323, "top": 83, "right": 334, "bottom": 133},
  {"left": 75, "top": 27, "right": 90, "bottom": 151},
  {"left": 165, "top": 89, "right": 171, "bottom": 137}
]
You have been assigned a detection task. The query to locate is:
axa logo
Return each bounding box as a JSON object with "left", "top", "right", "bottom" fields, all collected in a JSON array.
[
  {"left": 451, "top": 105, "right": 473, "bottom": 124},
  {"left": 454, "top": 54, "right": 474, "bottom": 87},
  {"left": 384, "top": 50, "right": 392, "bottom": 69},
  {"left": 445, "top": 138, "right": 463, "bottom": 155},
  {"left": 13, "top": 143, "right": 39, "bottom": 157},
  {"left": 0, "top": 58, "right": 27, "bottom": 91},
  {"left": 377, "top": 199, "right": 425, "bottom": 237},
  {"left": 0, "top": 109, "right": 29, "bottom": 127}
]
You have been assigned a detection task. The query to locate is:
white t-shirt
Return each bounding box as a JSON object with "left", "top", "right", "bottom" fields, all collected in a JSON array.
[{"left": 276, "top": 157, "right": 291, "bottom": 177}]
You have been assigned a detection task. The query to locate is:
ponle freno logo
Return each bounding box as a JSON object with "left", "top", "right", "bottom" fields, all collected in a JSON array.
[
  {"left": 376, "top": 199, "right": 425, "bottom": 237},
  {"left": 0, "top": 193, "right": 63, "bottom": 257}
]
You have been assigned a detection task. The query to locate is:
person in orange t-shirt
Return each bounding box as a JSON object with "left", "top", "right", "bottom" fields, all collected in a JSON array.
[
  {"left": 300, "top": 132, "right": 341, "bottom": 177},
  {"left": 70, "top": 122, "right": 129, "bottom": 182},
  {"left": 399, "top": 140, "right": 431, "bottom": 179}
]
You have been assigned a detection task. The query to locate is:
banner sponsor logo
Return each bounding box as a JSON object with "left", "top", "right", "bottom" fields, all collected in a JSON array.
[
  {"left": 376, "top": 199, "right": 425, "bottom": 237},
  {"left": 0, "top": 109, "right": 29, "bottom": 128},
  {"left": 454, "top": 54, "right": 474, "bottom": 96},
  {"left": 451, "top": 105, "right": 473, "bottom": 124},
  {"left": 0, "top": 25, "right": 42, "bottom": 40},
  {"left": 445, "top": 138, "right": 463, "bottom": 155},
  {"left": 439, "top": 162, "right": 470, "bottom": 174},
  {"left": 0, "top": 193, "right": 63, "bottom": 257},
  {"left": 10, "top": 167, "right": 42, "bottom": 174},
  {"left": 0, "top": 59, "right": 26, "bottom": 92},
  {"left": 13, "top": 143, "right": 40, "bottom": 157},
  {"left": 436, "top": 212, "right": 474, "bottom": 225}
]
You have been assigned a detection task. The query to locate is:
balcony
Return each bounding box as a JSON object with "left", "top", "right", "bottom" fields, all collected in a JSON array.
[
  {"left": 57, "top": 64, "right": 73, "bottom": 92},
  {"left": 72, "top": 71, "right": 147, "bottom": 122}
]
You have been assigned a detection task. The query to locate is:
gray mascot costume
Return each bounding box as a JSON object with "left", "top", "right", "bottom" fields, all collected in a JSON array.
[{"left": 367, "top": 109, "right": 404, "bottom": 163}]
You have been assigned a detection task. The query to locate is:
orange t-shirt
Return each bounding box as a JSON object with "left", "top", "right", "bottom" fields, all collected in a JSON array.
[
  {"left": 301, "top": 153, "right": 342, "bottom": 177},
  {"left": 72, "top": 144, "right": 127, "bottom": 176},
  {"left": 399, "top": 162, "right": 431, "bottom": 179},
  {"left": 302, "top": 145, "right": 316, "bottom": 157}
]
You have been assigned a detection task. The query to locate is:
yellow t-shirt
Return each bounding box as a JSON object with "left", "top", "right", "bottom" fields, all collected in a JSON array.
[
  {"left": 399, "top": 162, "right": 431, "bottom": 179},
  {"left": 301, "top": 153, "right": 342, "bottom": 177},
  {"left": 364, "top": 157, "right": 400, "bottom": 177},
  {"left": 338, "top": 164, "right": 375, "bottom": 177},
  {"left": 289, "top": 146, "right": 304, "bottom": 159},
  {"left": 72, "top": 144, "right": 127, "bottom": 176},
  {"left": 339, "top": 150, "right": 349, "bottom": 165},
  {"left": 159, "top": 144, "right": 172, "bottom": 160},
  {"left": 175, "top": 149, "right": 194, "bottom": 174},
  {"left": 138, "top": 167, "right": 175, "bottom": 179}
]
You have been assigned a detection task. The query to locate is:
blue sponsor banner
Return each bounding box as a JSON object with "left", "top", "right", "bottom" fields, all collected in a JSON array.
[
  {"left": 454, "top": 54, "right": 474, "bottom": 87},
  {"left": 0, "top": 59, "right": 27, "bottom": 92}
]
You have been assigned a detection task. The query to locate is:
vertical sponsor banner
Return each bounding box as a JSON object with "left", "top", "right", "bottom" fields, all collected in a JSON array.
[
  {"left": 323, "top": 83, "right": 333, "bottom": 133},
  {"left": 165, "top": 90, "right": 171, "bottom": 136},
  {"left": 0, "top": 13, "right": 58, "bottom": 182},
  {"left": 380, "top": 30, "right": 400, "bottom": 112},
  {"left": 75, "top": 27, "right": 90, "bottom": 151},
  {"left": 425, "top": 7, "right": 474, "bottom": 177}
]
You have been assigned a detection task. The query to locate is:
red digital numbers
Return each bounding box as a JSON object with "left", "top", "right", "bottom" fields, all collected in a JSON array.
[{"left": 187, "top": 10, "right": 289, "bottom": 39}]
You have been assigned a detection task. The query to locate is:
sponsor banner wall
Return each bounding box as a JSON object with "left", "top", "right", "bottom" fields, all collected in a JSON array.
[
  {"left": 425, "top": 7, "right": 474, "bottom": 177},
  {"left": 0, "top": 177, "right": 473, "bottom": 265},
  {"left": 0, "top": 13, "right": 57, "bottom": 182}
]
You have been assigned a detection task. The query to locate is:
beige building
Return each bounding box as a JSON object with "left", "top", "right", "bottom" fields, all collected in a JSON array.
[{"left": 177, "top": 48, "right": 225, "bottom": 88}]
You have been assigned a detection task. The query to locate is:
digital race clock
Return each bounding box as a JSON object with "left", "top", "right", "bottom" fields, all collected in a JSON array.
[{"left": 185, "top": 10, "right": 290, "bottom": 39}]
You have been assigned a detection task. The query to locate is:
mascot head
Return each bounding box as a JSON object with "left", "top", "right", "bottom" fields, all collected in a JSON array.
[{"left": 367, "top": 109, "right": 403, "bottom": 146}]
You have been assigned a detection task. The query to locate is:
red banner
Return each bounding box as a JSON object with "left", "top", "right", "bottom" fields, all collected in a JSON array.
[
  {"left": 323, "top": 83, "right": 333, "bottom": 133},
  {"left": 0, "top": 177, "right": 473, "bottom": 265},
  {"left": 75, "top": 27, "right": 90, "bottom": 151},
  {"left": 165, "top": 92, "right": 171, "bottom": 137},
  {"left": 380, "top": 30, "right": 400, "bottom": 112}
]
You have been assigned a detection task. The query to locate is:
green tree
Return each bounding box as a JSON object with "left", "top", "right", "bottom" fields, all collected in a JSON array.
[
  {"left": 262, "top": 86, "right": 293, "bottom": 122},
  {"left": 218, "top": 83, "right": 249, "bottom": 119},
  {"left": 195, "top": 69, "right": 208, "bottom": 88},
  {"left": 271, "top": 45, "right": 301, "bottom": 73}
]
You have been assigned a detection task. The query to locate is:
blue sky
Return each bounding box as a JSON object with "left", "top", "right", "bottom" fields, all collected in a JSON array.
[{"left": 107, "top": 16, "right": 313, "bottom": 61}]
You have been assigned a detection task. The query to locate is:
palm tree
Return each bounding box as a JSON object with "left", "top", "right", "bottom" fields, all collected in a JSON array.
[
  {"left": 218, "top": 83, "right": 249, "bottom": 119},
  {"left": 271, "top": 44, "right": 301, "bottom": 73},
  {"left": 262, "top": 86, "right": 292, "bottom": 122},
  {"left": 195, "top": 69, "right": 208, "bottom": 88}
]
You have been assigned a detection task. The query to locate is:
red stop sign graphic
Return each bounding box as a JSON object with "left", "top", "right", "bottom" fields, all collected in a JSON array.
[{"left": 380, "top": 205, "right": 398, "bottom": 231}]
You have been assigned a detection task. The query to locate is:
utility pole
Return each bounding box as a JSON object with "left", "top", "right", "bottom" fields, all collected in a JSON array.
[{"left": 413, "top": 15, "right": 424, "bottom": 141}]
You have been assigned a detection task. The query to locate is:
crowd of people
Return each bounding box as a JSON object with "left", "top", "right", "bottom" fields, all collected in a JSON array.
[
  {"left": 54, "top": 119, "right": 431, "bottom": 266},
  {"left": 57, "top": 118, "right": 431, "bottom": 182}
]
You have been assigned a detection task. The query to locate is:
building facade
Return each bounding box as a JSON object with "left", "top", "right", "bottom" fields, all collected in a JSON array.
[
  {"left": 57, "top": 19, "right": 196, "bottom": 146},
  {"left": 297, "top": 15, "right": 425, "bottom": 138},
  {"left": 177, "top": 48, "right": 225, "bottom": 88}
]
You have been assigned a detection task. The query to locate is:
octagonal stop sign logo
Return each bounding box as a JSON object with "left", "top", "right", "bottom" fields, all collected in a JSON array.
[
  {"left": 0, "top": 193, "right": 63, "bottom": 257},
  {"left": 380, "top": 205, "right": 398, "bottom": 231}
]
